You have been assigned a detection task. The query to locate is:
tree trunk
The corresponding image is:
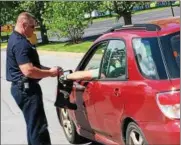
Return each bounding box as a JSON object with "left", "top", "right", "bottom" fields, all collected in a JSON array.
[
  {"left": 122, "top": 12, "right": 132, "bottom": 25},
  {"left": 109, "top": 10, "right": 112, "bottom": 17},
  {"left": 39, "top": 21, "right": 49, "bottom": 44},
  {"left": 36, "top": 1, "right": 49, "bottom": 44}
]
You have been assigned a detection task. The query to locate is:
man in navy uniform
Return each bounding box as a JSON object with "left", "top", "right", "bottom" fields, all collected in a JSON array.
[{"left": 6, "top": 12, "right": 61, "bottom": 145}]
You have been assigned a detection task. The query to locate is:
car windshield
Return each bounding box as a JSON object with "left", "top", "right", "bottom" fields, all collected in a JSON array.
[{"left": 160, "top": 32, "right": 180, "bottom": 78}]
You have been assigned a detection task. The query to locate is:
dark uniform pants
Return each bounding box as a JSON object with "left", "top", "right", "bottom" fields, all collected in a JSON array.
[{"left": 11, "top": 82, "right": 51, "bottom": 145}]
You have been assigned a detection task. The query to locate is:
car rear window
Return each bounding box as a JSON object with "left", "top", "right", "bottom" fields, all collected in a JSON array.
[
  {"left": 171, "top": 34, "right": 180, "bottom": 68},
  {"left": 160, "top": 32, "right": 180, "bottom": 78},
  {"left": 132, "top": 37, "right": 167, "bottom": 80}
]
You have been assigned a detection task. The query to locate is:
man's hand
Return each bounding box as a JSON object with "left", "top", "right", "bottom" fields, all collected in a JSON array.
[
  {"left": 58, "top": 67, "right": 64, "bottom": 76},
  {"left": 49, "top": 66, "right": 61, "bottom": 77}
]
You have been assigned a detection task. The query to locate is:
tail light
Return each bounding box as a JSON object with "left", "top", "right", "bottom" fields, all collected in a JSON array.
[{"left": 156, "top": 90, "right": 180, "bottom": 119}]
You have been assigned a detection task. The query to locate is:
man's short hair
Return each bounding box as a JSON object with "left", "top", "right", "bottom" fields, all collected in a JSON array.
[{"left": 17, "top": 12, "right": 36, "bottom": 24}]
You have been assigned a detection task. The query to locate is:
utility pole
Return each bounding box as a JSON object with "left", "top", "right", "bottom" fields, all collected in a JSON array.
[{"left": 170, "top": 1, "right": 175, "bottom": 17}]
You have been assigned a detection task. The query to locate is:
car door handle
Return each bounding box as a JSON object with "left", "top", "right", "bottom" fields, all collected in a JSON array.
[{"left": 113, "top": 88, "right": 121, "bottom": 97}]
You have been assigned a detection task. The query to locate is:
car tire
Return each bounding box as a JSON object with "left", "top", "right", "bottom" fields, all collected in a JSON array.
[
  {"left": 56, "top": 108, "right": 85, "bottom": 144},
  {"left": 126, "top": 122, "right": 148, "bottom": 145}
]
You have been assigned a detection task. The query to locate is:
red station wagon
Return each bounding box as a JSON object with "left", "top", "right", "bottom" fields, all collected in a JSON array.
[{"left": 56, "top": 17, "right": 180, "bottom": 145}]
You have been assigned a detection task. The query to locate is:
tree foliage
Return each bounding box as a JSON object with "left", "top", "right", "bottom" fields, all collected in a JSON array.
[
  {"left": 0, "top": 1, "right": 20, "bottom": 25},
  {"left": 99, "top": 1, "right": 114, "bottom": 17},
  {"left": 18, "top": 1, "right": 49, "bottom": 44},
  {"left": 137, "top": 1, "right": 152, "bottom": 10},
  {"left": 83, "top": 1, "right": 102, "bottom": 24},
  {"left": 102, "top": 1, "right": 143, "bottom": 25},
  {"left": 43, "top": 2, "right": 91, "bottom": 44},
  {"left": 0, "top": 1, "right": 49, "bottom": 44}
]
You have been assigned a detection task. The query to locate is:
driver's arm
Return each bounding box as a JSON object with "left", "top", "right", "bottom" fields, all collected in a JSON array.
[
  {"left": 66, "top": 68, "right": 102, "bottom": 80},
  {"left": 66, "top": 70, "right": 94, "bottom": 80}
]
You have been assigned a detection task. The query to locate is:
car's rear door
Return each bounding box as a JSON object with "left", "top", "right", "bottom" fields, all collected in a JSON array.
[{"left": 71, "top": 41, "right": 109, "bottom": 133}]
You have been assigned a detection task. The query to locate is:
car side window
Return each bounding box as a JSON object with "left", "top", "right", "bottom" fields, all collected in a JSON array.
[
  {"left": 84, "top": 42, "right": 107, "bottom": 79},
  {"left": 101, "top": 40, "right": 127, "bottom": 79},
  {"left": 170, "top": 34, "right": 180, "bottom": 68},
  {"left": 132, "top": 38, "right": 159, "bottom": 79}
]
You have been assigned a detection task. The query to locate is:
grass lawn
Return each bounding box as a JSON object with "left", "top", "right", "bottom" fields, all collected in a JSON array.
[
  {"left": 37, "top": 41, "right": 93, "bottom": 53},
  {"left": 1, "top": 42, "right": 7, "bottom": 49},
  {"left": 0, "top": 41, "right": 93, "bottom": 53},
  {"left": 1, "top": 32, "right": 11, "bottom": 37}
]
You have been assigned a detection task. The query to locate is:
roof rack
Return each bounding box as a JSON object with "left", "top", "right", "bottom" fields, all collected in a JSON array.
[{"left": 105, "top": 24, "right": 161, "bottom": 33}]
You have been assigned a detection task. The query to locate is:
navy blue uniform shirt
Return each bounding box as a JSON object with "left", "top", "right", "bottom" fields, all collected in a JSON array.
[{"left": 6, "top": 31, "right": 42, "bottom": 82}]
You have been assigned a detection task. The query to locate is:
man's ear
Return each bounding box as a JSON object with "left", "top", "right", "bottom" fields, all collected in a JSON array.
[
  {"left": 23, "top": 23, "right": 27, "bottom": 29},
  {"left": 21, "top": 20, "right": 27, "bottom": 30}
]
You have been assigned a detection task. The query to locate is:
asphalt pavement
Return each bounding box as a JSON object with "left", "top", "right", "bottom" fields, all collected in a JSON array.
[{"left": 1, "top": 50, "right": 84, "bottom": 144}]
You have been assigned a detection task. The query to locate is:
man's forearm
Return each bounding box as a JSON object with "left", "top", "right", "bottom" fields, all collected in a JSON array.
[
  {"left": 40, "top": 65, "right": 50, "bottom": 70},
  {"left": 67, "top": 71, "right": 92, "bottom": 80},
  {"left": 27, "top": 66, "right": 52, "bottom": 79}
]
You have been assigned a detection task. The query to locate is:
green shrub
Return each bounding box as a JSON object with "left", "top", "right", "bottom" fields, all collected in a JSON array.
[{"left": 150, "top": 2, "right": 156, "bottom": 8}]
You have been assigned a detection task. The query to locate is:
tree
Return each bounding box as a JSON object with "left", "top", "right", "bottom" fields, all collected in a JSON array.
[
  {"left": 99, "top": 1, "right": 114, "bottom": 17},
  {"left": 113, "top": 1, "right": 136, "bottom": 25},
  {"left": 0, "top": 1, "right": 20, "bottom": 26},
  {"left": 43, "top": 2, "right": 91, "bottom": 44},
  {"left": 83, "top": 1, "right": 102, "bottom": 24},
  {"left": 138, "top": 1, "right": 152, "bottom": 10},
  {"left": 169, "top": 1, "right": 174, "bottom": 17},
  {"left": 19, "top": 1, "right": 49, "bottom": 44},
  {"left": 103, "top": 1, "right": 142, "bottom": 25}
]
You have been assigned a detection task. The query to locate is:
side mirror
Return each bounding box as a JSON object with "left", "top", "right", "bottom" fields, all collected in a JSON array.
[
  {"left": 57, "top": 69, "right": 73, "bottom": 83},
  {"left": 63, "top": 70, "right": 73, "bottom": 76}
]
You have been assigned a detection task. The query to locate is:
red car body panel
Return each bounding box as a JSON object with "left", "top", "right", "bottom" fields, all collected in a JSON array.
[
  {"left": 140, "top": 120, "right": 180, "bottom": 145},
  {"left": 68, "top": 17, "right": 180, "bottom": 145}
]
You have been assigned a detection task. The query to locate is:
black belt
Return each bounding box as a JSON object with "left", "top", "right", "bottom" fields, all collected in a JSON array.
[
  {"left": 12, "top": 82, "right": 19, "bottom": 85},
  {"left": 12, "top": 80, "right": 38, "bottom": 85}
]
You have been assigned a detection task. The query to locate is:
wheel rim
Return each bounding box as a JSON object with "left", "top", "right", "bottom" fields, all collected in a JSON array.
[
  {"left": 61, "top": 108, "right": 73, "bottom": 138},
  {"left": 128, "top": 130, "right": 144, "bottom": 145}
]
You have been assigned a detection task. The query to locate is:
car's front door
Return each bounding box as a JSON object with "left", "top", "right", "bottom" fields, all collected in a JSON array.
[
  {"left": 93, "top": 39, "right": 127, "bottom": 142},
  {"left": 72, "top": 42, "right": 108, "bottom": 133}
]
